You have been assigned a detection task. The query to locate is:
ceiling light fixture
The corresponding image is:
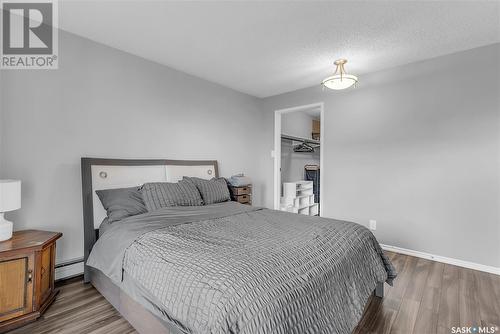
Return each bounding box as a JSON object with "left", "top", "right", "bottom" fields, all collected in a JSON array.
[{"left": 322, "top": 59, "right": 358, "bottom": 90}]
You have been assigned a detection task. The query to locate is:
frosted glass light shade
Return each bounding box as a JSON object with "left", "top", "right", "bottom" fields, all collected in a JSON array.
[
  {"left": 0, "top": 180, "right": 21, "bottom": 212},
  {"left": 321, "top": 74, "right": 358, "bottom": 90}
]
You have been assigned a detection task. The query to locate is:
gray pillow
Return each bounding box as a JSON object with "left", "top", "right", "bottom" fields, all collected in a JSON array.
[
  {"left": 140, "top": 180, "right": 203, "bottom": 211},
  {"left": 96, "top": 186, "right": 147, "bottom": 223},
  {"left": 99, "top": 217, "right": 112, "bottom": 237},
  {"left": 183, "top": 177, "right": 231, "bottom": 205}
]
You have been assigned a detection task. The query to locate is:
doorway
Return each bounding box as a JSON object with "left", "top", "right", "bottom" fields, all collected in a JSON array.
[{"left": 273, "top": 102, "right": 324, "bottom": 216}]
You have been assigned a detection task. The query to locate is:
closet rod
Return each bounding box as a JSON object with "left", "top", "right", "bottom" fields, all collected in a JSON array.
[{"left": 281, "top": 134, "right": 320, "bottom": 146}]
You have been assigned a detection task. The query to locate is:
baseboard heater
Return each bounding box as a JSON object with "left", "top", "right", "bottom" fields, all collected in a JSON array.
[{"left": 55, "top": 257, "right": 85, "bottom": 281}]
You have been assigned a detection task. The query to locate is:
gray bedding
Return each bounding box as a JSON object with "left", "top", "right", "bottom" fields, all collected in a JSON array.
[{"left": 87, "top": 202, "right": 396, "bottom": 334}]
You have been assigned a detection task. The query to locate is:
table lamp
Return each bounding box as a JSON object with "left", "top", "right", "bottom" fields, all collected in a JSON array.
[{"left": 0, "top": 180, "right": 21, "bottom": 241}]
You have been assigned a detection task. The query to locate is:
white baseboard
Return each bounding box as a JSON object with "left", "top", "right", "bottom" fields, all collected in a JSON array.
[
  {"left": 381, "top": 244, "right": 500, "bottom": 276},
  {"left": 55, "top": 261, "right": 84, "bottom": 280}
]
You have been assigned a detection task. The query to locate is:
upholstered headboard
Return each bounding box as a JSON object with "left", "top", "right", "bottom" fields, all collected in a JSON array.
[{"left": 81, "top": 157, "right": 219, "bottom": 282}]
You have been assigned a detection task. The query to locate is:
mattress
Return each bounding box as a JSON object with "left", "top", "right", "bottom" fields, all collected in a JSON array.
[{"left": 87, "top": 202, "right": 396, "bottom": 334}]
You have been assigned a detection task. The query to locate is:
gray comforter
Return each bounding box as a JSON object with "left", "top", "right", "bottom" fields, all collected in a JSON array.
[{"left": 87, "top": 202, "right": 396, "bottom": 334}]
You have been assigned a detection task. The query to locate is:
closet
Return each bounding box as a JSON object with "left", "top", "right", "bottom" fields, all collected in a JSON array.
[{"left": 279, "top": 112, "right": 320, "bottom": 216}]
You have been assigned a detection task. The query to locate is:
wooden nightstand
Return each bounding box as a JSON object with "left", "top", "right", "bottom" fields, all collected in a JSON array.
[
  {"left": 228, "top": 185, "right": 252, "bottom": 205},
  {"left": 0, "top": 230, "right": 62, "bottom": 333}
]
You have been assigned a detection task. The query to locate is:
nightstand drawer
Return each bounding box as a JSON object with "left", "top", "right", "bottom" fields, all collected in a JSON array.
[
  {"left": 234, "top": 194, "right": 251, "bottom": 204},
  {"left": 229, "top": 185, "right": 251, "bottom": 195}
]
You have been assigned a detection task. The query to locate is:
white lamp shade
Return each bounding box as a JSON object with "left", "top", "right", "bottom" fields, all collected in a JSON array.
[
  {"left": 322, "top": 74, "right": 358, "bottom": 90},
  {"left": 0, "top": 180, "right": 21, "bottom": 212}
]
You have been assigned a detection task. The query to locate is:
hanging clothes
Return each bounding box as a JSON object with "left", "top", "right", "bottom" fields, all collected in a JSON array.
[
  {"left": 293, "top": 142, "right": 315, "bottom": 153},
  {"left": 304, "top": 165, "right": 320, "bottom": 206}
]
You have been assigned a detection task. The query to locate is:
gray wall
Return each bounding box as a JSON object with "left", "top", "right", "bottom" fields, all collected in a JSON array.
[
  {"left": 262, "top": 44, "right": 500, "bottom": 268},
  {"left": 0, "top": 31, "right": 266, "bottom": 263}
]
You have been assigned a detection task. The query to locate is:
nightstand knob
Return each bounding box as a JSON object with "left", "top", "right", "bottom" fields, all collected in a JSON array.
[{"left": 27, "top": 269, "right": 33, "bottom": 283}]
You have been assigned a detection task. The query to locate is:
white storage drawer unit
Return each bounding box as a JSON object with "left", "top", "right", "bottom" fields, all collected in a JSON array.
[{"left": 280, "top": 181, "right": 318, "bottom": 216}]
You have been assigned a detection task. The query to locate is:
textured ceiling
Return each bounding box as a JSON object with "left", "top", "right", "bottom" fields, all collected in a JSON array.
[{"left": 59, "top": 1, "right": 500, "bottom": 97}]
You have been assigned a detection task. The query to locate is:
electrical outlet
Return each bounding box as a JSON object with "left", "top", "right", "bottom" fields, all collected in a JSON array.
[{"left": 369, "top": 220, "right": 377, "bottom": 231}]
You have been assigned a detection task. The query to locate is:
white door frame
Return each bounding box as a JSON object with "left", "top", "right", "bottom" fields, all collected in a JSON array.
[{"left": 274, "top": 102, "right": 325, "bottom": 215}]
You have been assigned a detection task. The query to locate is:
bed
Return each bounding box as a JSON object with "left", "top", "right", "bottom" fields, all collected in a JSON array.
[{"left": 81, "top": 158, "right": 396, "bottom": 334}]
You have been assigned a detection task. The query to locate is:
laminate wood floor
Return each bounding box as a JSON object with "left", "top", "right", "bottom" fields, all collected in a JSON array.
[{"left": 7, "top": 252, "right": 500, "bottom": 334}]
